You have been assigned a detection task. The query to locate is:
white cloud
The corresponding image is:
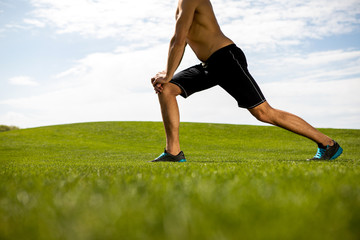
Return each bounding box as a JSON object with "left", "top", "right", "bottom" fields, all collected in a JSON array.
[
  {"left": 24, "top": 0, "right": 360, "bottom": 50},
  {"left": 26, "top": 0, "right": 176, "bottom": 42},
  {"left": 23, "top": 18, "right": 45, "bottom": 28},
  {"left": 262, "top": 50, "right": 360, "bottom": 66},
  {"left": 0, "top": 44, "right": 172, "bottom": 127},
  {"left": 215, "top": 0, "right": 360, "bottom": 49},
  {"left": 248, "top": 50, "right": 360, "bottom": 89},
  {"left": 0, "top": 112, "right": 32, "bottom": 127},
  {"left": 8, "top": 76, "right": 39, "bottom": 86}
]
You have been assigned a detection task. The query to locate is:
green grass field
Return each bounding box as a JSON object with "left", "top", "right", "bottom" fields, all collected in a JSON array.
[{"left": 1, "top": 122, "right": 359, "bottom": 240}]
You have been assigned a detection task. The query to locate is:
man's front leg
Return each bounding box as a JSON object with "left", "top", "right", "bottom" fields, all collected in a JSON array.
[{"left": 158, "top": 83, "right": 182, "bottom": 155}]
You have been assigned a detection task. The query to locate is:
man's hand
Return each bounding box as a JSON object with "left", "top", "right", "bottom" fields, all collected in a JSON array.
[{"left": 151, "top": 71, "right": 170, "bottom": 94}]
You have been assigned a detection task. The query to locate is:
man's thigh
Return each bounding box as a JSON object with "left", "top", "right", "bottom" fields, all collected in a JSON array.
[{"left": 170, "top": 64, "right": 217, "bottom": 98}]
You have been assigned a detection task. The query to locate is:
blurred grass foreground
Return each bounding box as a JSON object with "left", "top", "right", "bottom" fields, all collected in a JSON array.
[{"left": 0, "top": 121, "right": 359, "bottom": 240}]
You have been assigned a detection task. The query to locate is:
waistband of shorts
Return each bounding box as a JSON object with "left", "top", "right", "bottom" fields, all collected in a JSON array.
[{"left": 204, "top": 44, "right": 237, "bottom": 64}]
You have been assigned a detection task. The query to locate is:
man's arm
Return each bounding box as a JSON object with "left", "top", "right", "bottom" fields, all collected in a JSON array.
[{"left": 152, "top": 0, "right": 198, "bottom": 88}]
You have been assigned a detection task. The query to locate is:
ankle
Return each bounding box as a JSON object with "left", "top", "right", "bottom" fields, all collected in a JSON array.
[
  {"left": 319, "top": 139, "right": 334, "bottom": 148},
  {"left": 165, "top": 148, "right": 181, "bottom": 156}
]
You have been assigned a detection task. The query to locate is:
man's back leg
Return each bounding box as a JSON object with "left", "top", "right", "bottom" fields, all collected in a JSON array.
[
  {"left": 248, "top": 101, "right": 332, "bottom": 146},
  {"left": 248, "top": 101, "right": 342, "bottom": 160}
]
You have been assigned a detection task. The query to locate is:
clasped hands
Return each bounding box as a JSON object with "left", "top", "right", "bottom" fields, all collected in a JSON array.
[{"left": 151, "top": 71, "right": 170, "bottom": 94}]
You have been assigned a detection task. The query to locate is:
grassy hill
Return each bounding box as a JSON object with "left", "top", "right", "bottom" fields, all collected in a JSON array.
[{"left": 1, "top": 122, "right": 359, "bottom": 240}]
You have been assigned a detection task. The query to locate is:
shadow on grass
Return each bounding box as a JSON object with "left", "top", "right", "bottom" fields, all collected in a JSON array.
[
  {"left": 189, "top": 160, "right": 253, "bottom": 163},
  {"left": 277, "top": 158, "right": 354, "bottom": 163}
]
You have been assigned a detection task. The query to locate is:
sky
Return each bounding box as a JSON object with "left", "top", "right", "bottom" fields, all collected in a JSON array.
[{"left": 0, "top": 0, "right": 360, "bottom": 129}]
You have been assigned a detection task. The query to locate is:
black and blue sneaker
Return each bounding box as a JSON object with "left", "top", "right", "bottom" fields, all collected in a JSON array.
[
  {"left": 308, "top": 140, "right": 343, "bottom": 161},
  {"left": 151, "top": 150, "right": 187, "bottom": 162}
]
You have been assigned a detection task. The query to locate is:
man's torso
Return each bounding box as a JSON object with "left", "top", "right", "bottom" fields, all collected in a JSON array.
[{"left": 176, "top": 0, "right": 234, "bottom": 62}]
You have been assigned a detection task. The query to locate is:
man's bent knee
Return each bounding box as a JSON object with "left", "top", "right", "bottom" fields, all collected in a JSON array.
[
  {"left": 248, "top": 101, "right": 274, "bottom": 124},
  {"left": 161, "top": 83, "right": 182, "bottom": 97}
]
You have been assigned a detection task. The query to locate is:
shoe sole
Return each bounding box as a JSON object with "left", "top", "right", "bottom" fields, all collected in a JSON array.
[
  {"left": 150, "top": 159, "right": 187, "bottom": 163},
  {"left": 150, "top": 157, "right": 187, "bottom": 163}
]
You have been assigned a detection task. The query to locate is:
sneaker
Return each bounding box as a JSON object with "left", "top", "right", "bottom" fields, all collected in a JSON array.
[
  {"left": 150, "top": 150, "right": 187, "bottom": 162},
  {"left": 308, "top": 140, "right": 343, "bottom": 160}
]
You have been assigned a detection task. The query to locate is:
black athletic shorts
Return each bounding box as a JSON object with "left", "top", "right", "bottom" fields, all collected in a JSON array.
[{"left": 170, "top": 44, "right": 266, "bottom": 109}]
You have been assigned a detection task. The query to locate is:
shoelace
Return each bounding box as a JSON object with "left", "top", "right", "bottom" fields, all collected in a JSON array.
[
  {"left": 158, "top": 152, "right": 168, "bottom": 158},
  {"left": 314, "top": 147, "right": 326, "bottom": 159}
]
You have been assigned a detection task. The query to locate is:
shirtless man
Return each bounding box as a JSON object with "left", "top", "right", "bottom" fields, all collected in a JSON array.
[{"left": 150, "top": 0, "right": 343, "bottom": 162}]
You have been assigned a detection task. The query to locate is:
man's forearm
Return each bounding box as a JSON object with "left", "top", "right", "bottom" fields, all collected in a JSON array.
[{"left": 165, "top": 37, "right": 187, "bottom": 81}]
